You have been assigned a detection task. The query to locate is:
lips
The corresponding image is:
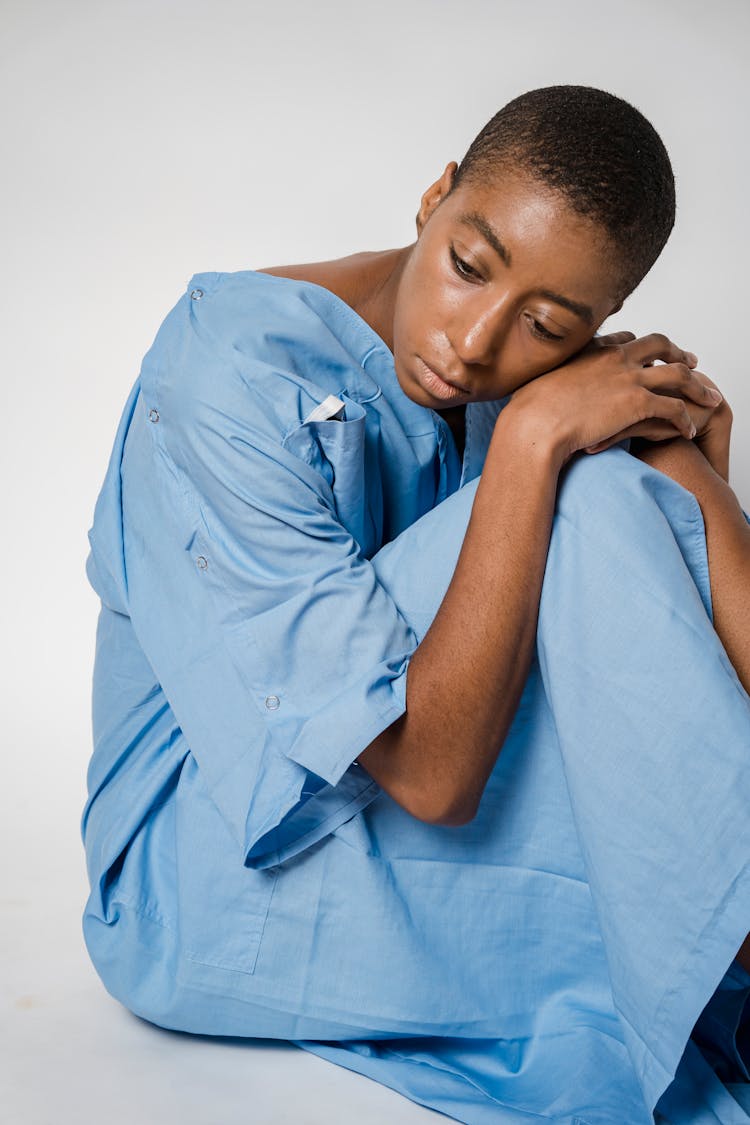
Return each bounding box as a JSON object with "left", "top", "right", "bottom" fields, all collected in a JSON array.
[{"left": 417, "top": 357, "right": 468, "bottom": 401}]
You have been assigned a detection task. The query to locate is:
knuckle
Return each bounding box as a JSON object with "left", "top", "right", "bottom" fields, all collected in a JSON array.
[
  {"left": 651, "top": 332, "right": 669, "bottom": 351},
  {"left": 635, "top": 386, "right": 654, "bottom": 415}
]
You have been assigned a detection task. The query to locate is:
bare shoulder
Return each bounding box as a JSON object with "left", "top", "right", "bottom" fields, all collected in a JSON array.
[
  {"left": 255, "top": 250, "right": 400, "bottom": 311},
  {"left": 255, "top": 257, "right": 368, "bottom": 300},
  {"left": 255, "top": 259, "right": 362, "bottom": 311},
  {"left": 256, "top": 261, "right": 338, "bottom": 287}
]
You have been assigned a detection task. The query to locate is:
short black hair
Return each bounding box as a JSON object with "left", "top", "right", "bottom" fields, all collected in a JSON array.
[{"left": 451, "top": 85, "right": 675, "bottom": 299}]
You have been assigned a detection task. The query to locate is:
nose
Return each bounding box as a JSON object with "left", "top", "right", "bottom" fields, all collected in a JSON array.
[{"left": 447, "top": 294, "right": 512, "bottom": 369}]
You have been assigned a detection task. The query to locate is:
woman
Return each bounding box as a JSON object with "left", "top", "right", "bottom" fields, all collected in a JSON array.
[{"left": 81, "top": 86, "right": 750, "bottom": 1122}]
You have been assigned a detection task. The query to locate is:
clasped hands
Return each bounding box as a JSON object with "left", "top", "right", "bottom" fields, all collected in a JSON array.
[{"left": 512, "top": 330, "right": 733, "bottom": 483}]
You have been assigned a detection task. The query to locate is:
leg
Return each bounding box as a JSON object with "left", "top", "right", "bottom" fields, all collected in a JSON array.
[
  {"left": 534, "top": 442, "right": 750, "bottom": 1115},
  {"left": 630, "top": 438, "right": 750, "bottom": 976},
  {"left": 369, "top": 445, "right": 750, "bottom": 1120},
  {"left": 630, "top": 437, "right": 750, "bottom": 696}
]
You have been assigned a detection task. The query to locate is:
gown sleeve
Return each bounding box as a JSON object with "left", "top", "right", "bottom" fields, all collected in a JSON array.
[{"left": 92, "top": 280, "right": 425, "bottom": 872}]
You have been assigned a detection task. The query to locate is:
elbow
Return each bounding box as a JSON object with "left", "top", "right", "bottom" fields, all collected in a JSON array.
[
  {"left": 358, "top": 736, "right": 483, "bottom": 827},
  {"left": 428, "top": 806, "right": 478, "bottom": 828},
  {"left": 404, "top": 788, "right": 480, "bottom": 828}
]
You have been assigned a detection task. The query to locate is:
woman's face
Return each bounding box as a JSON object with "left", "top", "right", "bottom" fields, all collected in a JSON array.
[{"left": 391, "top": 163, "right": 625, "bottom": 409}]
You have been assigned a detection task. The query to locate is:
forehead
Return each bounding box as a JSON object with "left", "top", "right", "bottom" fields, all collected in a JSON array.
[{"left": 441, "top": 171, "right": 621, "bottom": 310}]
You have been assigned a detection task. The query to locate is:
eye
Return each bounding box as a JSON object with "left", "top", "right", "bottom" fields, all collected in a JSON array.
[
  {"left": 526, "top": 314, "right": 564, "bottom": 343},
  {"left": 449, "top": 245, "right": 482, "bottom": 281}
]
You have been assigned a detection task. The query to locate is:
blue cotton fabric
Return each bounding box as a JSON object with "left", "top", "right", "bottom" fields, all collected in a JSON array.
[{"left": 81, "top": 269, "right": 750, "bottom": 1124}]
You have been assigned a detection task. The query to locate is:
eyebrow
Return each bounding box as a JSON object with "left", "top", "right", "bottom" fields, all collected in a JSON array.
[
  {"left": 456, "top": 210, "right": 595, "bottom": 325},
  {"left": 457, "top": 211, "right": 512, "bottom": 266},
  {"left": 538, "top": 289, "right": 594, "bottom": 325}
]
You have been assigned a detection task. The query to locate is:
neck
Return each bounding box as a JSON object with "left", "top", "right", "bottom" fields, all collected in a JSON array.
[{"left": 347, "top": 247, "right": 411, "bottom": 353}]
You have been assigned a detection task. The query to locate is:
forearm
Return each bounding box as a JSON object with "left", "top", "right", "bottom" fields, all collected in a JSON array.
[{"left": 359, "top": 402, "right": 563, "bottom": 825}]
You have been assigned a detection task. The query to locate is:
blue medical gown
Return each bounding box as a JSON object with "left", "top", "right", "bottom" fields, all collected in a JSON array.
[{"left": 81, "top": 269, "right": 750, "bottom": 1124}]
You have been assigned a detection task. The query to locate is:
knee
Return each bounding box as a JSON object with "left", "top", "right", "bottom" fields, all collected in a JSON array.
[
  {"left": 548, "top": 443, "right": 709, "bottom": 601},
  {"left": 555, "top": 442, "right": 701, "bottom": 538},
  {"left": 631, "top": 437, "right": 750, "bottom": 539}
]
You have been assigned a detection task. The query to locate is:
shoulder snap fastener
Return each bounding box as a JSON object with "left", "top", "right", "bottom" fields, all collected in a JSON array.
[
  {"left": 196, "top": 555, "right": 208, "bottom": 570},
  {"left": 264, "top": 695, "right": 280, "bottom": 711},
  {"left": 190, "top": 288, "right": 203, "bottom": 300},
  {"left": 148, "top": 408, "right": 160, "bottom": 423}
]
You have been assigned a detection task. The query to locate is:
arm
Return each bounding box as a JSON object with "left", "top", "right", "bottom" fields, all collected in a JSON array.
[
  {"left": 693, "top": 396, "right": 733, "bottom": 484},
  {"left": 359, "top": 406, "right": 559, "bottom": 826},
  {"left": 358, "top": 333, "right": 724, "bottom": 825}
]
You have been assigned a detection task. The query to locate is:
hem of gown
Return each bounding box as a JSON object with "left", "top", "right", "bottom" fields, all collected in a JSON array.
[{"left": 296, "top": 1038, "right": 598, "bottom": 1125}]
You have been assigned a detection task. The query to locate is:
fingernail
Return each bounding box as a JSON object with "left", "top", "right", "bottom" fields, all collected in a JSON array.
[
  {"left": 687, "top": 352, "right": 698, "bottom": 366},
  {"left": 708, "top": 388, "right": 723, "bottom": 403},
  {"left": 690, "top": 423, "right": 697, "bottom": 438}
]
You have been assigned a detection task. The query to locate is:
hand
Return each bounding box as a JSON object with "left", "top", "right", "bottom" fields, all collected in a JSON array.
[
  {"left": 585, "top": 343, "right": 732, "bottom": 483},
  {"left": 507, "top": 331, "right": 724, "bottom": 471}
]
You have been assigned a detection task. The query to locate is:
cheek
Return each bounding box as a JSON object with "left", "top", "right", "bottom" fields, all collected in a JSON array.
[
  {"left": 523, "top": 354, "right": 571, "bottom": 381},
  {"left": 527, "top": 326, "right": 595, "bottom": 373},
  {"left": 390, "top": 295, "right": 411, "bottom": 360},
  {"left": 395, "top": 244, "right": 448, "bottom": 326},
  {"left": 392, "top": 274, "right": 428, "bottom": 353},
  {"left": 497, "top": 337, "right": 582, "bottom": 390}
]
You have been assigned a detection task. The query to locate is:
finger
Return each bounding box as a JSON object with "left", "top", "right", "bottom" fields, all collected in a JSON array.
[
  {"left": 584, "top": 417, "right": 694, "bottom": 454},
  {"left": 696, "top": 371, "right": 722, "bottom": 394},
  {"left": 626, "top": 332, "right": 698, "bottom": 369},
  {"left": 584, "top": 421, "right": 660, "bottom": 453},
  {"left": 641, "top": 388, "right": 697, "bottom": 439},
  {"left": 584, "top": 434, "right": 628, "bottom": 453},
  {"left": 595, "top": 331, "right": 637, "bottom": 347},
  {"left": 641, "top": 364, "right": 723, "bottom": 408}
]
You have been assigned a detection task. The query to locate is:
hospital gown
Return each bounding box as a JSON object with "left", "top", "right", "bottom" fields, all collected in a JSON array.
[{"left": 81, "top": 269, "right": 750, "bottom": 1123}]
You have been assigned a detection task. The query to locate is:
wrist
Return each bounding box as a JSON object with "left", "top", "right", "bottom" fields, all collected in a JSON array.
[{"left": 492, "top": 396, "right": 570, "bottom": 475}]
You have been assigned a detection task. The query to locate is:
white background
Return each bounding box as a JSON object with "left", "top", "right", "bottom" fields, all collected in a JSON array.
[{"left": 2, "top": 1, "right": 748, "bottom": 1121}]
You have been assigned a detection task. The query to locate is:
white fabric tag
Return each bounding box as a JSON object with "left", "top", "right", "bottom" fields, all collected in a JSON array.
[{"left": 303, "top": 394, "right": 347, "bottom": 424}]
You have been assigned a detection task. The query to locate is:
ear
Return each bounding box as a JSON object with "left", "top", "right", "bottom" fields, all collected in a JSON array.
[{"left": 416, "top": 161, "right": 458, "bottom": 235}]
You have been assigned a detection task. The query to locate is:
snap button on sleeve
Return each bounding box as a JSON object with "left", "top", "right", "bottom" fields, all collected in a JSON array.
[
  {"left": 264, "top": 695, "right": 281, "bottom": 711},
  {"left": 190, "top": 288, "right": 203, "bottom": 300},
  {"left": 148, "top": 408, "right": 160, "bottom": 423},
  {"left": 196, "top": 555, "right": 208, "bottom": 570}
]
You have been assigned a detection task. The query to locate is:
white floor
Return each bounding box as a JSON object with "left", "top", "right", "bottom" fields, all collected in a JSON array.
[{"left": 1, "top": 718, "right": 438, "bottom": 1125}]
